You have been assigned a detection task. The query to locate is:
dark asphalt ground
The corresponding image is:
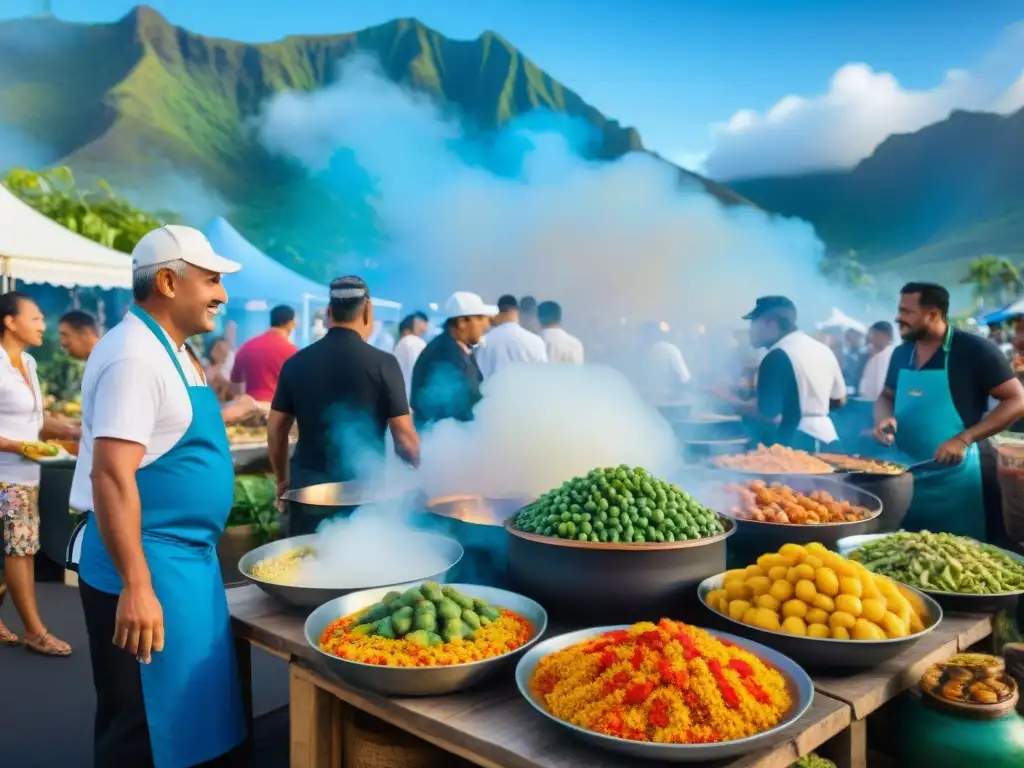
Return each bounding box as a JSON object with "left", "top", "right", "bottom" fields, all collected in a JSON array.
[{"left": 0, "top": 580, "right": 290, "bottom": 768}]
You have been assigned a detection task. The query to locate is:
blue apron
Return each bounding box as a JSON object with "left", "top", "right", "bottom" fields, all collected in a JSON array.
[
  {"left": 894, "top": 326, "right": 986, "bottom": 540},
  {"left": 77, "top": 305, "right": 246, "bottom": 768}
]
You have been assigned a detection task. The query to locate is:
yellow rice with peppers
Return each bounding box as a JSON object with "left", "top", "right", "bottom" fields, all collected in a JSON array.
[
  {"left": 530, "top": 619, "right": 793, "bottom": 743},
  {"left": 320, "top": 607, "right": 533, "bottom": 667},
  {"left": 248, "top": 547, "right": 314, "bottom": 584}
]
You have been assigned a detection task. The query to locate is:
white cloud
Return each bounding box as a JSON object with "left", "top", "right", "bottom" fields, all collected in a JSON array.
[{"left": 697, "top": 22, "right": 1024, "bottom": 180}]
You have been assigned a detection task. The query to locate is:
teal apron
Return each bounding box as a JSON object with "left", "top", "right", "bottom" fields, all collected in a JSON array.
[
  {"left": 894, "top": 326, "right": 986, "bottom": 540},
  {"left": 75, "top": 305, "right": 246, "bottom": 767}
]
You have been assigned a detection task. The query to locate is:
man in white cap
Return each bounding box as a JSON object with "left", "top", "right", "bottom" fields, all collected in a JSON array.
[
  {"left": 66, "top": 225, "right": 248, "bottom": 767},
  {"left": 410, "top": 291, "right": 497, "bottom": 430}
]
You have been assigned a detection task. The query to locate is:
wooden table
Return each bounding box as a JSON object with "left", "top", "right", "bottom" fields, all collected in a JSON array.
[{"left": 230, "top": 586, "right": 853, "bottom": 768}]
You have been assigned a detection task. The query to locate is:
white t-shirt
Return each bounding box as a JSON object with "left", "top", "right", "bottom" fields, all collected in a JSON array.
[
  {"left": 474, "top": 321, "right": 548, "bottom": 378},
  {"left": 858, "top": 344, "right": 896, "bottom": 402},
  {"left": 392, "top": 334, "right": 427, "bottom": 398},
  {"left": 70, "top": 312, "right": 206, "bottom": 513},
  {"left": 0, "top": 347, "right": 44, "bottom": 486},
  {"left": 641, "top": 340, "right": 692, "bottom": 398},
  {"left": 541, "top": 327, "right": 584, "bottom": 365}
]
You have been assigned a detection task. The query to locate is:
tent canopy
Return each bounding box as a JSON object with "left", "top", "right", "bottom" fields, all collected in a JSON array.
[
  {"left": 0, "top": 185, "right": 132, "bottom": 289},
  {"left": 816, "top": 308, "right": 867, "bottom": 334},
  {"left": 978, "top": 299, "right": 1024, "bottom": 326}
]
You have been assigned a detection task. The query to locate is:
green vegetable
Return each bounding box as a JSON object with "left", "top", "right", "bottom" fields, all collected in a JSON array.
[
  {"left": 425, "top": 631, "right": 444, "bottom": 647},
  {"left": 420, "top": 581, "right": 444, "bottom": 603},
  {"left": 380, "top": 590, "right": 402, "bottom": 606},
  {"left": 412, "top": 610, "right": 437, "bottom": 633},
  {"left": 478, "top": 605, "right": 500, "bottom": 623},
  {"left": 513, "top": 465, "right": 724, "bottom": 544},
  {"left": 373, "top": 617, "right": 395, "bottom": 639},
  {"left": 351, "top": 623, "right": 376, "bottom": 637},
  {"left": 462, "top": 609, "right": 481, "bottom": 630},
  {"left": 437, "top": 597, "right": 462, "bottom": 620},
  {"left": 790, "top": 754, "right": 836, "bottom": 768},
  {"left": 391, "top": 606, "right": 414, "bottom": 635},
  {"left": 398, "top": 587, "right": 425, "bottom": 608},
  {"left": 441, "top": 617, "right": 464, "bottom": 643},
  {"left": 405, "top": 630, "right": 432, "bottom": 647},
  {"left": 360, "top": 603, "right": 392, "bottom": 624},
  {"left": 849, "top": 531, "right": 1024, "bottom": 595},
  {"left": 442, "top": 586, "right": 475, "bottom": 610}
]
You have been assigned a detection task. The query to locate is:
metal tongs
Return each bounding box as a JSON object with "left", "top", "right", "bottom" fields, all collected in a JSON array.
[{"left": 906, "top": 459, "right": 945, "bottom": 475}]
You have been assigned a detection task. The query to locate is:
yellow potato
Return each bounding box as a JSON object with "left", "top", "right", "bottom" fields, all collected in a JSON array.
[
  {"left": 807, "top": 623, "right": 831, "bottom": 638},
  {"left": 812, "top": 594, "right": 836, "bottom": 613},
  {"left": 743, "top": 607, "right": 760, "bottom": 625},
  {"left": 805, "top": 542, "right": 829, "bottom": 556},
  {"left": 782, "top": 599, "right": 808, "bottom": 619},
  {"left": 852, "top": 619, "right": 886, "bottom": 641},
  {"left": 757, "top": 554, "right": 787, "bottom": 572},
  {"left": 897, "top": 585, "right": 931, "bottom": 622},
  {"left": 779, "top": 543, "right": 807, "bottom": 561},
  {"left": 859, "top": 574, "right": 883, "bottom": 600},
  {"left": 834, "top": 594, "right": 863, "bottom": 618},
  {"left": 881, "top": 611, "right": 910, "bottom": 638},
  {"left": 804, "top": 555, "right": 825, "bottom": 569},
  {"left": 805, "top": 607, "right": 829, "bottom": 625},
  {"left": 768, "top": 565, "right": 790, "bottom": 582},
  {"left": 728, "top": 600, "right": 752, "bottom": 621},
  {"left": 746, "top": 576, "right": 773, "bottom": 597},
  {"left": 861, "top": 598, "right": 887, "bottom": 624},
  {"left": 795, "top": 579, "right": 818, "bottom": 603},
  {"left": 725, "top": 581, "right": 752, "bottom": 601},
  {"left": 839, "top": 576, "right": 863, "bottom": 598},
  {"left": 828, "top": 611, "right": 856, "bottom": 631},
  {"left": 788, "top": 564, "right": 816, "bottom": 583},
  {"left": 829, "top": 557, "right": 860, "bottom": 579},
  {"left": 723, "top": 569, "right": 747, "bottom": 585},
  {"left": 909, "top": 612, "right": 925, "bottom": 634},
  {"left": 707, "top": 589, "right": 729, "bottom": 612},
  {"left": 770, "top": 580, "right": 795, "bottom": 603},
  {"left": 781, "top": 616, "right": 807, "bottom": 636},
  {"left": 831, "top": 625, "right": 851, "bottom": 640},
  {"left": 815, "top": 567, "right": 840, "bottom": 597},
  {"left": 754, "top": 608, "right": 781, "bottom": 630},
  {"left": 745, "top": 565, "right": 766, "bottom": 579},
  {"left": 755, "top": 594, "right": 781, "bottom": 612}
]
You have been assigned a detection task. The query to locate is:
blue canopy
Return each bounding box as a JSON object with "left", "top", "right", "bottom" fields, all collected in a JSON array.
[{"left": 978, "top": 298, "right": 1024, "bottom": 326}]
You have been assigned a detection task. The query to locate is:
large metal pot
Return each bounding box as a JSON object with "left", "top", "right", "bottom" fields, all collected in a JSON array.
[
  {"left": 282, "top": 482, "right": 403, "bottom": 537},
  {"left": 840, "top": 470, "right": 913, "bottom": 532},
  {"left": 423, "top": 495, "right": 530, "bottom": 588},
  {"left": 505, "top": 516, "right": 734, "bottom": 623}
]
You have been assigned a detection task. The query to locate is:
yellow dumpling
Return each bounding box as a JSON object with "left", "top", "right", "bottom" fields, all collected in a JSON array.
[
  {"left": 725, "top": 581, "right": 752, "bottom": 601},
  {"left": 834, "top": 594, "right": 863, "bottom": 618},
  {"left": 861, "top": 598, "right": 887, "bottom": 624},
  {"left": 779, "top": 543, "right": 807, "bottom": 561},
  {"left": 770, "top": 580, "right": 795, "bottom": 603},
  {"left": 815, "top": 567, "right": 840, "bottom": 597},
  {"left": 788, "top": 563, "right": 816, "bottom": 583},
  {"left": 828, "top": 556, "right": 860, "bottom": 579},
  {"left": 728, "top": 600, "right": 752, "bottom": 621},
  {"left": 743, "top": 607, "right": 760, "bottom": 625},
  {"left": 909, "top": 612, "right": 925, "bottom": 634},
  {"left": 881, "top": 611, "right": 910, "bottom": 638},
  {"left": 812, "top": 594, "right": 836, "bottom": 613},
  {"left": 807, "top": 623, "right": 831, "bottom": 638},
  {"left": 831, "top": 625, "right": 851, "bottom": 640},
  {"left": 859, "top": 574, "right": 883, "bottom": 600},
  {"left": 768, "top": 565, "right": 790, "bottom": 582},
  {"left": 804, "top": 542, "right": 829, "bottom": 557},
  {"left": 745, "top": 564, "right": 766, "bottom": 579},
  {"left": 805, "top": 607, "right": 829, "bottom": 625},
  {"left": 755, "top": 594, "right": 781, "bottom": 611},
  {"left": 782, "top": 599, "right": 808, "bottom": 619},
  {"left": 852, "top": 618, "right": 886, "bottom": 641},
  {"left": 781, "top": 616, "right": 807, "bottom": 636},
  {"left": 839, "top": 576, "right": 863, "bottom": 598},
  {"left": 723, "top": 569, "right": 747, "bottom": 585},
  {"left": 754, "top": 608, "right": 780, "bottom": 630},
  {"left": 828, "top": 611, "right": 856, "bottom": 631},
  {"left": 804, "top": 555, "right": 825, "bottom": 569},
  {"left": 746, "top": 576, "right": 773, "bottom": 597},
  {"left": 795, "top": 579, "right": 818, "bottom": 603},
  {"left": 707, "top": 589, "right": 729, "bottom": 612}
]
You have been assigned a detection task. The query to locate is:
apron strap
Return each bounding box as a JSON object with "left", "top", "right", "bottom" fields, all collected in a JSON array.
[
  {"left": 65, "top": 514, "right": 88, "bottom": 572},
  {"left": 129, "top": 305, "right": 192, "bottom": 390}
]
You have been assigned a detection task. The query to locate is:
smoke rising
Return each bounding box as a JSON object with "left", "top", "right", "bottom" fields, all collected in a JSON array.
[{"left": 256, "top": 53, "right": 867, "bottom": 337}]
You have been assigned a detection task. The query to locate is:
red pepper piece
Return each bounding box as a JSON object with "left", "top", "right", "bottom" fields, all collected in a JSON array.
[
  {"left": 742, "top": 676, "right": 772, "bottom": 704},
  {"left": 728, "top": 658, "right": 754, "bottom": 678},
  {"left": 649, "top": 698, "right": 671, "bottom": 728},
  {"left": 623, "top": 681, "right": 654, "bottom": 705},
  {"left": 597, "top": 650, "right": 617, "bottom": 671},
  {"left": 708, "top": 658, "right": 740, "bottom": 709},
  {"left": 604, "top": 629, "right": 630, "bottom": 642},
  {"left": 630, "top": 646, "right": 645, "bottom": 669}
]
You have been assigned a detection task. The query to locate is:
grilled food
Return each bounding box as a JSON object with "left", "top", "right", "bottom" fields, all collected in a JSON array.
[
  {"left": 816, "top": 454, "right": 904, "bottom": 475},
  {"left": 721, "top": 480, "right": 872, "bottom": 525},
  {"left": 713, "top": 444, "right": 835, "bottom": 474}
]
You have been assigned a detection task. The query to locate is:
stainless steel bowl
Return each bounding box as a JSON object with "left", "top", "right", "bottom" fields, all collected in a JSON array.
[
  {"left": 697, "top": 572, "right": 943, "bottom": 670},
  {"left": 515, "top": 625, "right": 814, "bottom": 762},
  {"left": 238, "top": 533, "right": 464, "bottom": 610},
  {"left": 837, "top": 533, "right": 1024, "bottom": 614},
  {"left": 305, "top": 584, "right": 548, "bottom": 696}
]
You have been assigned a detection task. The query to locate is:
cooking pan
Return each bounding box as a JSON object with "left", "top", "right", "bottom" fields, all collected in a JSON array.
[{"left": 282, "top": 482, "right": 408, "bottom": 537}]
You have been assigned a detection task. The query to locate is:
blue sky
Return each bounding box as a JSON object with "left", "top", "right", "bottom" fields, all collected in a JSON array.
[{"left": 3, "top": 1, "right": 1022, "bottom": 177}]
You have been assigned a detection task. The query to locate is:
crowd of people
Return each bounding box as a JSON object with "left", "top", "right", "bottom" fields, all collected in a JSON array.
[{"left": 2, "top": 222, "right": 1024, "bottom": 766}]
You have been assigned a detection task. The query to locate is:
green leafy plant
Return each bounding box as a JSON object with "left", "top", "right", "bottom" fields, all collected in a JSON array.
[{"left": 228, "top": 475, "right": 280, "bottom": 544}]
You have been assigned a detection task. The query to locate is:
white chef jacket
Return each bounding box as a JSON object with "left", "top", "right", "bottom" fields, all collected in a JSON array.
[
  {"left": 475, "top": 322, "right": 548, "bottom": 378},
  {"left": 641, "top": 340, "right": 691, "bottom": 399},
  {"left": 0, "top": 347, "right": 44, "bottom": 486},
  {"left": 540, "top": 327, "right": 584, "bottom": 365},
  {"left": 393, "top": 334, "right": 427, "bottom": 398},
  {"left": 858, "top": 344, "right": 896, "bottom": 402},
  {"left": 769, "top": 330, "right": 846, "bottom": 444}
]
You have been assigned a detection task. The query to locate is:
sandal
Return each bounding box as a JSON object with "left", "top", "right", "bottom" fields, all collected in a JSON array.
[
  {"left": 24, "top": 631, "right": 71, "bottom": 657},
  {"left": 0, "top": 620, "right": 19, "bottom": 646}
]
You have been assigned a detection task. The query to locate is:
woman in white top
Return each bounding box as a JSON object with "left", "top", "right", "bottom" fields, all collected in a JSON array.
[{"left": 0, "top": 293, "right": 79, "bottom": 655}]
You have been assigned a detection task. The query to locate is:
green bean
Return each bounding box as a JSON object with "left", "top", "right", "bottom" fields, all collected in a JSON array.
[{"left": 849, "top": 531, "right": 1024, "bottom": 594}]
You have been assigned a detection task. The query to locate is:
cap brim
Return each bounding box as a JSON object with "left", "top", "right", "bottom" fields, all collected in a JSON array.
[
  {"left": 482, "top": 304, "right": 499, "bottom": 317},
  {"left": 184, "top": 252, "right": 242, "bottom": 275},
  {"left": 741, "top": 310, "right": 758, "bottom": 321}
]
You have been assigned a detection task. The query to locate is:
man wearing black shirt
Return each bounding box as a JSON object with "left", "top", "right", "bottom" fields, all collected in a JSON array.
[
  {"left": 874, "top": 282, "right": 1024, "bottom": 541},
  {"left": 267, "top": 276, "right": 419, "bottom": 503},
  {"left": 410, "top": 291, "right": 496, "bottom": 430}
]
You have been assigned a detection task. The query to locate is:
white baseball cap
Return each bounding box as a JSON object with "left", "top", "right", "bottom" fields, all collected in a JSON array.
[
  {"left": 444, "top": 291, "right": 498, "bottom": 319},
  {"left": 132, "top": 225, "right": 242, "bottom": 275}
]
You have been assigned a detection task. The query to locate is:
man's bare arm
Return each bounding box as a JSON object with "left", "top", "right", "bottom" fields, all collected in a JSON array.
[
  {"left": 960, "top": 378, "right": 1024, "bottom": 445},
  {"left": 389, "top": 414, "right": 421, "bottom": 468},
  {"left": 874, "top": 386, "right": 895, "bottom": 425},
  {"left": 91, "top": 438, "right": 149, "bottom": 587},
  {"left": 267, "top": 409, "right": 295, "bottom": 492}
]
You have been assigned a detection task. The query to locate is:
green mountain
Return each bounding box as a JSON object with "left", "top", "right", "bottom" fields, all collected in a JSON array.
[
  {"left": 730, "top": 107, "right": 1024, "bottom": 281},
  {"left": 0, "top": 6, "right": 744, "bottom": 278}
]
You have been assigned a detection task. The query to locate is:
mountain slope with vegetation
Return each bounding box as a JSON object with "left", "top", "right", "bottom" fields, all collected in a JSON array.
[
  {"left": 730, "top": 107, "right": 1024, "bottom": 280},
  {"left": 0, "top": 6, "right": 744, "bottom": 278}
]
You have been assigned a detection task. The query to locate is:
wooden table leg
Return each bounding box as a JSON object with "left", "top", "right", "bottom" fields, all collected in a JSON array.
[
  {"left": 821, "top": 718, "right": 867, "bottom": 768},
  {"left": 289, "top": 664, "right": 342, "bottom": 768}
]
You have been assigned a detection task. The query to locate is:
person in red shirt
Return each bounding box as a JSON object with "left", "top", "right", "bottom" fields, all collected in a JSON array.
[{"left": 230, "top": 305, "right": 298, "bottom": 405}]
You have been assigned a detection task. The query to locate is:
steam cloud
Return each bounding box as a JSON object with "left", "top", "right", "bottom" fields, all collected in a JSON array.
[{"left": 256, "top": 52, "right": 866, "bottom": 337}]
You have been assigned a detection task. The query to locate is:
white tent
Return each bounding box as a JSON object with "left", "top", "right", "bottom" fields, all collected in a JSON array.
[
  {"left": 0, "top": 185, "right": 132, "bottom": 290},
  {"left": 816, "top": 308, "right": 867, "bottom": 334}
]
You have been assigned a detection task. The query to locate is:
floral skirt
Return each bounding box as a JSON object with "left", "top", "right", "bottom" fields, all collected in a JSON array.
[{"left": 1, "top": 482, "right": 40, "bottom": 557}]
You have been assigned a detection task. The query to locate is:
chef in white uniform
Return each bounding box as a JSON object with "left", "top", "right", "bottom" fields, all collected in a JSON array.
[
  {"left": 537, "top": 300, "right": 584, "bottom": 364},
  {"left": 474, "top": 295, "right": 547, "bottom": 378}
]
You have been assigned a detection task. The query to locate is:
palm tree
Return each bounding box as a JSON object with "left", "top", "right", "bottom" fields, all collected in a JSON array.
[{"left": 960, "top": 255, "right": 1023, "bottom": 309}]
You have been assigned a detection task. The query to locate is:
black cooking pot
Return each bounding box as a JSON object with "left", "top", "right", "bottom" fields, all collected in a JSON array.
[
  {"left": 839, "top": 470, "right": 913, "bottom": 532},
  {"left": 505, "top": 516, "right": 734, "bottom": 623},
  {"left": 423, "top": 495, "right": 530, "bottom": 588},
  {"left": 282, "top": 482, "right": 403, "bottom": 536}
]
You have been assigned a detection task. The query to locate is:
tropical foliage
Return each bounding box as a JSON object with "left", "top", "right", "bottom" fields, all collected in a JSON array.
[
  {"left": 2, "top": 166, "right": 176, "bottom": 254},
  {"left": 820, "top": 250, "right": 876, "bottom": 293},
  {"left": 959, "top": 255, "right": 1023, "bottom": 309}
]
